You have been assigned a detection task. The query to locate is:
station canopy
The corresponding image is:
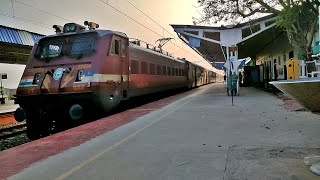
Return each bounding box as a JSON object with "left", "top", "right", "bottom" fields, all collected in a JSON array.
[
  {"left": 171, "top": 14, "right": 283, "bottom": 70},
  {"left": 0, "top": 25, "right": 44, "bottom": 64}
]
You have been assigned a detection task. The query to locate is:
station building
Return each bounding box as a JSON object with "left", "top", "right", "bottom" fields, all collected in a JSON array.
[{"left": 171, "top": 14, "right": 320, "bottom": 88}]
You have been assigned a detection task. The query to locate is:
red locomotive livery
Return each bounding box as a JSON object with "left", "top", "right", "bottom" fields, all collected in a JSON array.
[{"left": 14, "top": 21, "right": 216, "bottom": 139}]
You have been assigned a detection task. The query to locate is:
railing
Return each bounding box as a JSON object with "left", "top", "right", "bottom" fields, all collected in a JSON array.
[
  {"left": 129, "top": 38, "right": 173, "bottom": 58},
  {"left": 299, "top": 53, "right": 320, "bottom": 78}
]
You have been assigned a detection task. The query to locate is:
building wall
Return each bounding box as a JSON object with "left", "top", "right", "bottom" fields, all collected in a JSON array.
[
  {"left": 255, "top": 33, "right": 297, "bottom": 81},
  {"left": 0, "top": 63, "right": 25, "bottom": 100}
]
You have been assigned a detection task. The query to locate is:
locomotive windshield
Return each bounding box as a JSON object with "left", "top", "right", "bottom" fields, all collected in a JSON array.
[{"left": 34, "top": 33, "right": 96, "bottom": 60}]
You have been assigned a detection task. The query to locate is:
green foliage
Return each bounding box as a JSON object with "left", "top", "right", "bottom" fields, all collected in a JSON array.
[
  {"left": 276, "top": 3, "right": 317, "bottom": 35},
  {"left": 0, "top": 87, "right": 7, "bottom": 96},
  {"left": 276, "top": 2, "right": 318, "bottom": 60}
]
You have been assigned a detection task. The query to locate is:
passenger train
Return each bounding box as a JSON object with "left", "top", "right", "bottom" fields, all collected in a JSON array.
[{"left": 14, "top": 21, "right": 216, "bottom": 139}]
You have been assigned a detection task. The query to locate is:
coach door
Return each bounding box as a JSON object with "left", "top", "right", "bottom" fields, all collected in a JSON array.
[{"left": 120, "top": 39, "right": 129, "bottom": 99}]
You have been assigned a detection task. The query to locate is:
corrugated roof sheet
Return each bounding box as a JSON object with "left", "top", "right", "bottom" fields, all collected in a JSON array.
[{"left": 0, "top": 25, "right": 44, "bottom": 46}]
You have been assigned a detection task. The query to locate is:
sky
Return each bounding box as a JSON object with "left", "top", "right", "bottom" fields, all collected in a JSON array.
[{"left": 0, "top": 0, "right": 217, "bottom": 70}]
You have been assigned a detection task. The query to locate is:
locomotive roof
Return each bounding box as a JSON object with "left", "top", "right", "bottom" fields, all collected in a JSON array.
[{"left": 37, "top": 29, "right": 127, "bottom": 42}]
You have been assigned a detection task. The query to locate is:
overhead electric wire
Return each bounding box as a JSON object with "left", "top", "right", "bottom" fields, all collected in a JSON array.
[
  {"left": 14, "top": 0, "right": 75, "bottom": 23},
  {"left": 126, "top": 0, "right": 178, "bottom": 40},
  {"left": 126, "top": 0, "right": 207, "bottom": 64},
  {"left": 99, "top": 0, "right": 165, "bottom": 39},
  {"left": 4, "top": 0, "right": 211, "bottom": 67},
  {"left": 99, "top": 0, "right": 208, "bottom": 65},
  {"left": 0, "top": 11, "right": 52, "bottom": 29},
  {"left": 10, "top": 0, "right": 15, "bottom": 17}
]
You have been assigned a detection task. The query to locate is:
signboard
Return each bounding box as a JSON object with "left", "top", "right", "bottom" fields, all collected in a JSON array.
[
  {"left": 229, "top": 46, "right": 238, "bottom": 52},
  {"left": 223, "top": 59, "right": 241, "bottom": 73},
  {"left": 1, "top": 73, "right": 7, "bottom": 80}
]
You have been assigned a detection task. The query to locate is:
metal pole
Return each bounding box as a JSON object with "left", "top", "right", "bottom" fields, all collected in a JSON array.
[
  {"left": 0, "top": 75, "right": 4, "bottom": 104},
  {"left": 0, "top": 76, "right": 3, "bottom": 99},
  {"left": 227, "top": 46, "right": 234, "bottom": 106}
]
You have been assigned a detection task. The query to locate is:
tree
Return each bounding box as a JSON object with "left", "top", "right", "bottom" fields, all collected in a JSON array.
[{"left": 196, "top": 0, "right": 319, "bottom": 64}]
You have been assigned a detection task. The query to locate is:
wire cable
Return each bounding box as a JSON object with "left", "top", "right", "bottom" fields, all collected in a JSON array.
[
  {"left": 126, "top": 0, "right": 178, "bottom": 39},
  {"left": 99, "top": 0, "right": 165, "bottom": 39},
  {"left": 5, "top": 0, "right": 212, "bottom": 68},
  {"left": 125, "top": 0, "right": 212, "bottom": 66},
  {"left": 14, "top": 0, "right": 74, "bottom": 23},
  {"left": 0, "top": 11, "right": 52, "bottom": 29},
  {"left": 99, "top": 0, "right": 209, "bottom": 66},
  {"left": 126, "top": 0, "right": 206, "bottom": 61},
  {"left": 10, "top": 0, "right": 15, "bottom": 17}
]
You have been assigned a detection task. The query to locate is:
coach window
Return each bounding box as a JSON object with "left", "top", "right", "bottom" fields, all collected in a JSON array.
[
  {"left": 121, "top": 42, "right": 126, "bottom": 57},
  {"left": 162, "top": 66, "right": 167, "bottom": 75},
  {"left": 150, "top": 64, "right": 155, "bottom": 75},
  {"left": 176, "top": 68, "right": 178, "bottom": 76},
  {"left": 168, "top": 67, "right": 171, "bottom": 76},
  {"left": 157, "top": 65, "right": 161, "bottom": 75},
  {"left": 131, "top": 60, "right": 139, "bottom": 74},
  {"left": 172, "top": 67, "right": 175, "bottom": 76},
  {"left": 141, "top": 62, "right": 148, "bottom": 74},
  {"left": 111, "top": 39, "right": 120, "bottom": 55}
]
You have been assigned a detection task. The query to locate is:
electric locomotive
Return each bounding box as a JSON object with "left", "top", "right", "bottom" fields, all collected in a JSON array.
[{"left": 13, "top": 21, "right": 215, "bottom": 139}]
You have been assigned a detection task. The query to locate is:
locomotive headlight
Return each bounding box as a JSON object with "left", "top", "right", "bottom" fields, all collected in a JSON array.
[
  {"left": 32, "top": 73, "right": 41, "bottom": 84},
  {"left": 77, "top": 70, "right": 84, "bottom": 81},
  {"left": 64, "top": 24, "right": 76, "bottom": 33}
]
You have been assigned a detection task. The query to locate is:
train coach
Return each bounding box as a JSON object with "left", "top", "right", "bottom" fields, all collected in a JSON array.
[{"left": 13, "top": 21, "right": 215, "bottom": 139}]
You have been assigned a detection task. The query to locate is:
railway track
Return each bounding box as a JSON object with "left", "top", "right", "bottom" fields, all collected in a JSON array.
[
  {"left": 0, "top": 123, "right": 27, "bottom": 140},
  {"left": 0, "top": 112, "right": 14, "bottom": 119}
]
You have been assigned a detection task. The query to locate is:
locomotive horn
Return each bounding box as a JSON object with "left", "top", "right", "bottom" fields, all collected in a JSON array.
[
  {"left": 69, "top": 104, "right": 83, "bottom": 120},
  {"left": 53, "top": 25, "right": 63, "bottom": 34}
]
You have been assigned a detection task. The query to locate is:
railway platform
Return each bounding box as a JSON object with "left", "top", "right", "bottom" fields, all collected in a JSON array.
[
  {"left": 1, "top": 83, "right": 320, "bottom": 180},
  {"left": 0, "top": 100, "right": 18, "bottom": 125},
  {"left": 0, "top": 100, "right": 18, "bottom": 114}
]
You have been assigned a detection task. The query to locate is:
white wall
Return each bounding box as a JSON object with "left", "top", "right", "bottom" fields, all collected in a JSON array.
[{"left": 0, "top": 63, "right": 25, "bottom": 90}]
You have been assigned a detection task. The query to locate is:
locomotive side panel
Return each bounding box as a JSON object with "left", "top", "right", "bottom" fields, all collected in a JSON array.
[{"left": 94, "top": 34, "right": 130, "bottom": 112}]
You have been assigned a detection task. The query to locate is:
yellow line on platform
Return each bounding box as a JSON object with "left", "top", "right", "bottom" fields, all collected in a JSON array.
[
  {"left": 55, "top": 99, "right": 192, "bottom": 180},
  {"left": 127, "top": 108, "right": 156, "bottom": 111}
]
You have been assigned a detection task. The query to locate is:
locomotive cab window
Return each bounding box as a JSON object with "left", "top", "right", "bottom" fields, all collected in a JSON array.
[
  {"left": 35, "top": 34, "right": 96, "bottom": 60},
  {"left": 35, "top": 44, "right": 62, "bottom": 59},
  {"left": 121, "top": 42, "right": 127, "bottom": 57},
  {"left": 111, "top": 39, "right": 120, "bottom": 55}
]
